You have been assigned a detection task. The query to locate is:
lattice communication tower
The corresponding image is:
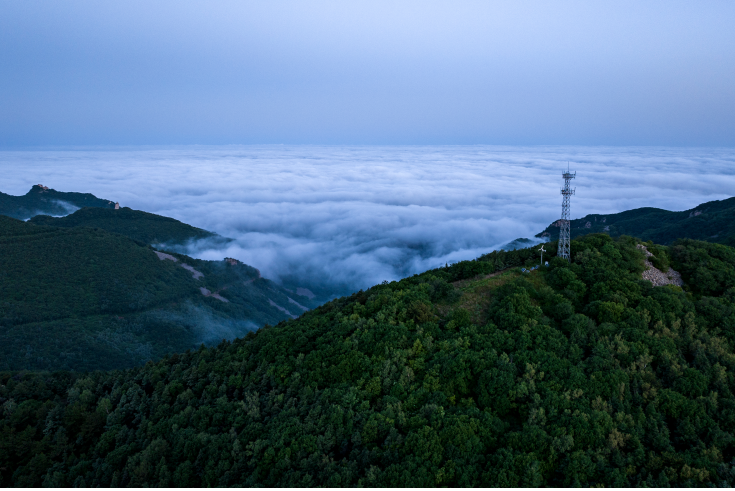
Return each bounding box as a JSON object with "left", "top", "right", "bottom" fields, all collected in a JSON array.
[{"left": 558, "top": 167, "right": 576, "bottom": 261}]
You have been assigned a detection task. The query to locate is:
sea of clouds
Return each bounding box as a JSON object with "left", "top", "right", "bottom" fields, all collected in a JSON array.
[{"left": 2, "top": 145, "right": 734, "bottom": 296}]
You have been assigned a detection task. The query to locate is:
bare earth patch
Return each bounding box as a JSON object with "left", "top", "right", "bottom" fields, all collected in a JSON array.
[
  {"left": 269, "top": 299, "right": 296, "bottom": 319},
  {"left": 179, "top": 263, "right": 204, "bottom": 280},
  {"left": 288, "top": 297, "right": 309, "bottom": 311},
  {"left": 154, "top": 251, "right": 177, "bottom": 262},
  {"left": 154, "top": 250, "right": 204, "bottom": 280},
  {"left": 637, "top": 244, "right": 683, "bottom": 287},
  {"left": 199, "top": 287, "right": 229, "bottom": 303}
]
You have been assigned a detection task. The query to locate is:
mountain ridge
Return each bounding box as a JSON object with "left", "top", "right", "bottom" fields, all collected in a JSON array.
[
  {"left": 536, "top": 196, "right": 735, "bottom": 246},
  {"left": 0, "top": 185, "right": 116, "bottom": 220},
  {"left": 29, "top": 206, "right": 228, "bottom": 249},
  {"left": 4, "top": 233, "right": 735, "bottom": 486}
]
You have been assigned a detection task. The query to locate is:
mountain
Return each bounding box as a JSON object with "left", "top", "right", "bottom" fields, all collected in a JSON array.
[
  {"left": 536, "top": 196, "right": 735, "bottom": 246},
  {"left": 4, "top": 233, "right": 735, "bottom": 486},
  {"left": 0, "top": 184, "right": 116, "bottom": 220},
  {"left": 29, "top": 206, "right": 227, "bottom": 249},
  {"left": 2, "top": 185, "right": 341, "bottom": 304},
  {"left": 0, "top": 216, "right": 319, "bottom": 371}
]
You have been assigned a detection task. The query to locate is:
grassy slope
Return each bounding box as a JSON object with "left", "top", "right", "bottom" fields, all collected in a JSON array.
[
  {"left": 29, "top": 207, "right": 219, "bottom": 247},
  {"left": 0, "top": 185, "right": 115, "bottom": 220},
  {"left": 0, "top": 216, "right": 317, "bottom": 371},
  {"left": 537, "top": 196, "right": 735, "bottom": 247},
  {"left": 3, "top": 234, "right": 735, "bottom": 486}
]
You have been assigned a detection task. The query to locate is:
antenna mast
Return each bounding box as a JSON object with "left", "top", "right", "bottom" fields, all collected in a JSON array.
[{"left": 559, "top": 164, "right": 576, "bottom": 261}]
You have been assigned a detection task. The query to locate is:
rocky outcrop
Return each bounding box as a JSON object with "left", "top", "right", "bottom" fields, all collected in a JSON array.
[{"left": 637, "top": 244, "right": 683, "bottom": 287}]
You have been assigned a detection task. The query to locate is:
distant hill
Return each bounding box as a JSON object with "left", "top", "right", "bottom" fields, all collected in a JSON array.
[
  {"left": 29, "top": 206, "right": 226, "bottom": 248},
  {"left": 4, "top": 233, "right": 735, "bottom": 486},
  {"left": 1, "top": 185, "right": 341, "bottom": 304},
  {"left": 536, "top": 196, "right": 735, "bottom": 246},
  {"left": 0, "top": 216, "right": 319, "bottom": 371},
  {"left": 0, "top": 184, "right": 116, "bottom": 220}
]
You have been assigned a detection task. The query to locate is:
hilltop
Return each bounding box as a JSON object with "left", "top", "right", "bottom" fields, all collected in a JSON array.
[
  {"left": 3, "top": 233, "right": 735, "bottom": 486},
  {"left": 0, "top": 216, "right": 319, "bottom": 371},
  {"left": 0, "top": 185, "right": 116, "bottom": 220},
  {"left": 29, "top": 206, "right": 226, "bottom": 249},
  {"left": 537, "top": 196, "right": 735, "bottom": 247}
]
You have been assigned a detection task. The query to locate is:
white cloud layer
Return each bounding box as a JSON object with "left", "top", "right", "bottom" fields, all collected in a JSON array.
[{"left": 2, "top": 145, "right": 734, "bottom": 293}]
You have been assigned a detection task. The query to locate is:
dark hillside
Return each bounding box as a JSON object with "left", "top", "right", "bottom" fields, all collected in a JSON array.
[
  {"left": 4, "top": 234, "right": 735, "bottom": 486},
  {"left": 0, "top": 185, "right": 115, "bottom": 220},
  {"left": 0, "top": 218, "right": 195, "bottom": 324},
  {"left": 537, "top": 196, "right": 735, "bottom": 247},
  {"left": 29, "top": 207, "right": 223, "bottom": 248},
  {"left": 0, "top": 216, "right": 317, "bottom": 371}
]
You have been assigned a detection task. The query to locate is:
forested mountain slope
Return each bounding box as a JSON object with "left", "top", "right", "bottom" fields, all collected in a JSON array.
[
  {"left": 537, "top": 196, "right": 735, "bottom": 247},
  {"left": 29, "top": 207, "right": 224, "bottom": 249},
  {"left": 0, "top": 185, "right": 115, "bottom": 220},
  {"left": 0, "top": 216, "right": 318, "bottom": 371},
  {"left": 2, "top": 185, "right": 339, "bottom": 304},
  {"left": 4, "top": 234, "right": 735, "bottom": 486}
]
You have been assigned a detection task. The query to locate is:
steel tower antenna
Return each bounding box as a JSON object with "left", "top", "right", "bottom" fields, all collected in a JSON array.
[{"left": 559, "top": 164, "right": 576, "bottom": 261}]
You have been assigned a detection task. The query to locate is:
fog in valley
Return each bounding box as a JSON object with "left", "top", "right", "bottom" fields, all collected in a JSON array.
[{"left": 2, "top": 145, "right": 734, "bottom": 297}]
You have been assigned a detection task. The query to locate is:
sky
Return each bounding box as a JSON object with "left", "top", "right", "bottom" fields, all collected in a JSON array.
[{"left": 2, "top": 1, "right": 735, "bottom": 146}]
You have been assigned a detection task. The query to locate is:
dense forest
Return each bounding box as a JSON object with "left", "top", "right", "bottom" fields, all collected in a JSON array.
[
  {"left": 3, "top": 233, "right": 735, "bottom": 486},
  {"left": 0, "top": 185, "right": 115, "bottom": 221},
  {"left": 0, "top": 216, "right": 318, "bottom": 372},
  {"left": 30, "top": 207, "right": 223, "bottom": 248},
  {"left": 537, "top": 196, "right": 735, "bottom": 247}
]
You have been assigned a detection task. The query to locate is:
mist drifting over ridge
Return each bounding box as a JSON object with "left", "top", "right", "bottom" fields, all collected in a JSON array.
[{"left": 2, "top": 145, "right": 734, "bottom": 296}]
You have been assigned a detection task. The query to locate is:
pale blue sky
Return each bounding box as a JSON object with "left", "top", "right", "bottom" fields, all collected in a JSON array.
[{"left": 1, "top": 1, "right": 734, "bottom": 146}]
